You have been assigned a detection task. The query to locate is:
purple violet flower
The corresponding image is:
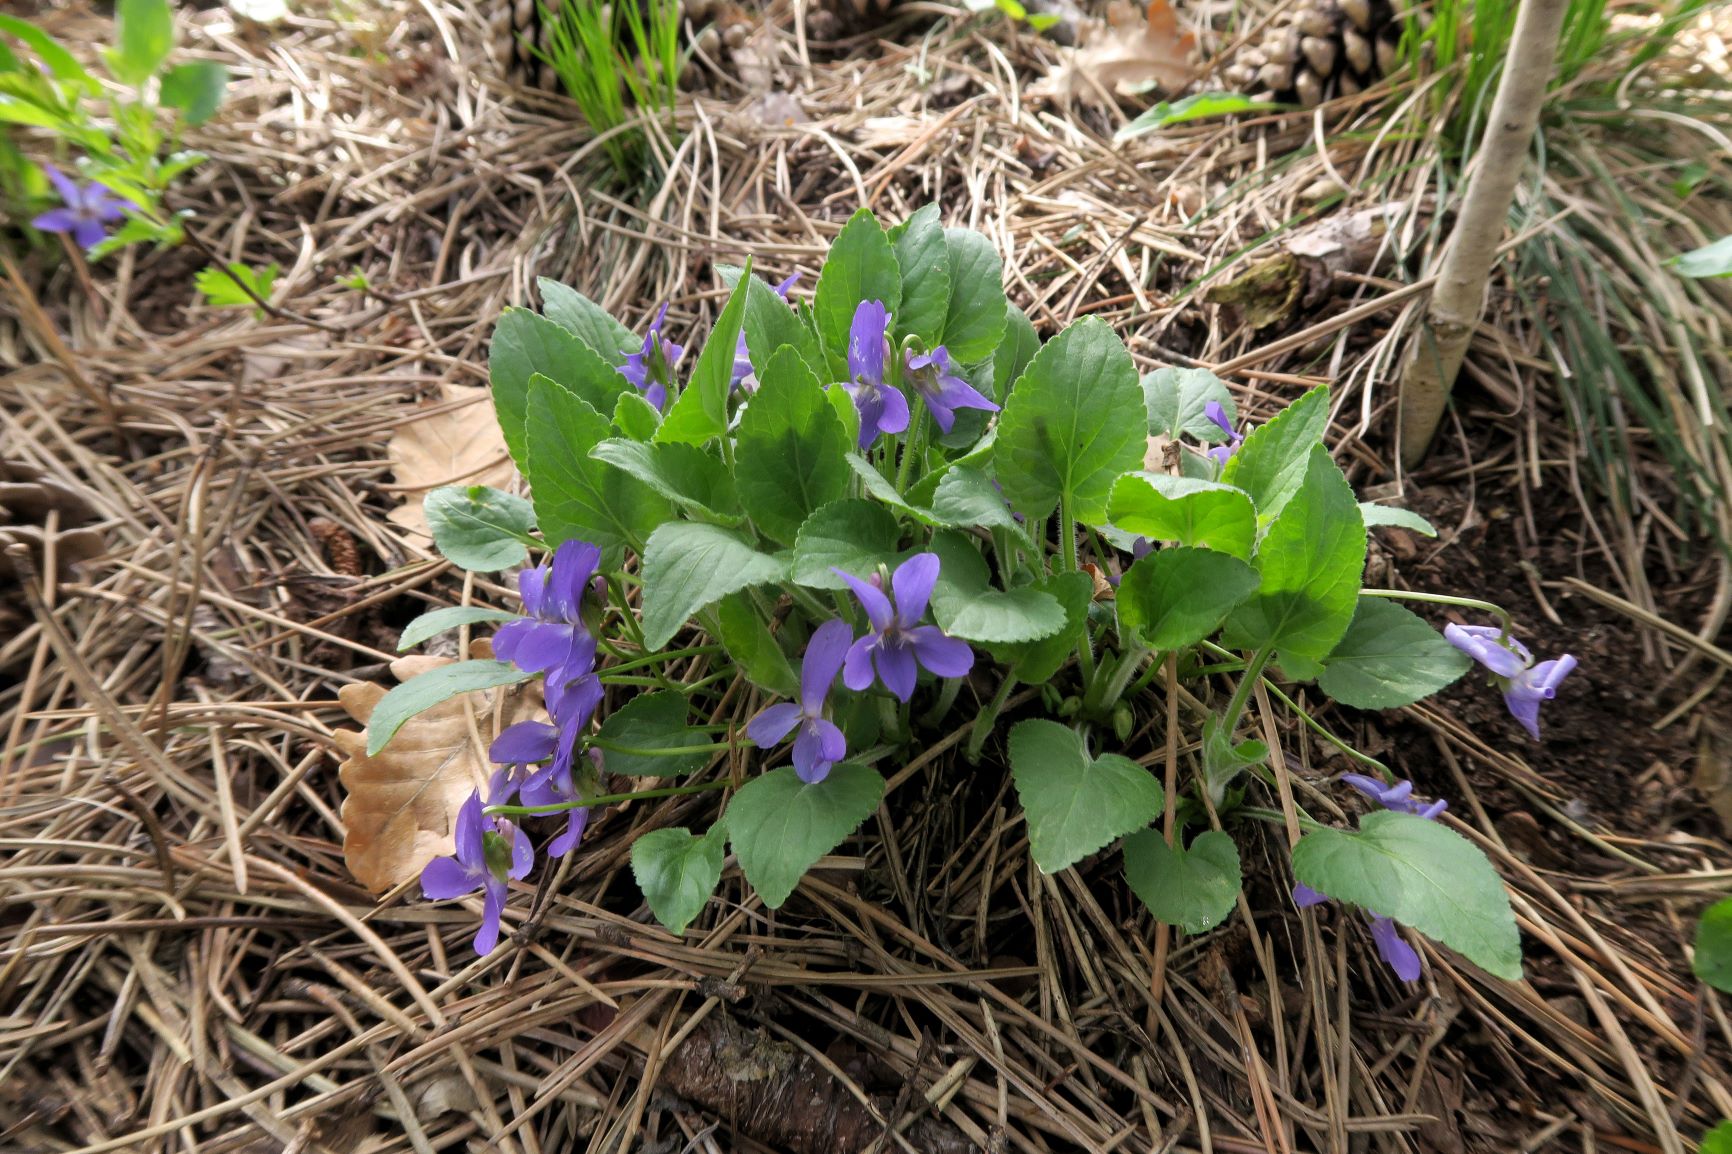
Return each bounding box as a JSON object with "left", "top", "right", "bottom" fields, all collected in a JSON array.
[
  {"left": 1341, "top": 773, "right": 1448, "bottom": 820},
  {"left": 488, "top": 664, "right": 602, "bottom": 793},
  {"left": 618, "top": 303, "right": 685, "bottom": 411},
  {"left": 1203, "top": 401, "right": 1245, "bottom": 465},
  {"left": 833, "top": 553, "right": 974, "bottom": 702},
  {"left": 32, "top": 166, "right": 131, "bottom": 251},
  {"left": 494, "top": 540, "right": 600, "bottom": 691},
  {"left": 746, "top": 617, "right": 851, "bottom": 783},
  {"left": 520, "top": 747, "right": 603, "bottom": 857},
  {"left": 1291, "top": 775, "right": 1445, "bottom": 982},
  {"left": 1444, "top": 623, "right": 1578, "bottom": 740},
  {"left": 841, "top": 300, "right": 909, "bottom": 449},
  {"left": 731, "top": 272, "right": 800, "bottom": 393},
  {"left": 903, "top": 346, "right": 999, "bottom": 433},
  {"left": 420, "top": 776, "right": 534, "bottom": 955}
]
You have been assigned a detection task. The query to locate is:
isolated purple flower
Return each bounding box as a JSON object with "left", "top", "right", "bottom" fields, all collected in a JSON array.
[
  {"left": 746, "top": 617, "right": 851, "bottom": 783},
  {"left": 1203, "top": 401, "right": 1244, "bottom": 465},
  {"left": 731, "top": 272, "right": 800, "bottom": 392},
  {"left": 1291, "top": 775, "right": 1445, "bottom": 982},
  {"left": 494, "top": 540, "right": 600, "bottom": 688},
  {"left": 32, "top": 166, "right": 130, "bottom": 251},
  {"left": 420, "top": 777, "right": 534, "bottom": 955},
  {"left": 618, "top": 303, "right": 685, "bottom": 411},
  {"left": 904, "top": 346, "right": 998, "bottom": 433},
  {"left": 841, "top": 300, "right": 909, "bottom": 449},
  {"left": 1341, "top": 773, "right": 1448, "bottom": 820},
  {"left": 833, "top": 553, "right": 974, "bottom": 702},
  {"left": 1444, "top": 623, "right": 1577, "bottom": 740}
]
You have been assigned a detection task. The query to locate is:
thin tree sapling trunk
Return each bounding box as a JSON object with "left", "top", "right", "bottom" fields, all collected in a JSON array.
[{"left": 1396, "top": 0, "right": 1572, "bottom": 462}]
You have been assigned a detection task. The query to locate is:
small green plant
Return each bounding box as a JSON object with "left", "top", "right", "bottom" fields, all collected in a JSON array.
[
  {"left": 359, "top": 205, "right": 1566, "bottom": 983},
  {"left": 963, "top": 0, "right": 1063, "bottom": 32},
  {"left": 535, "top": 0, "right": 681, "bottom": 182},
  {"left": 0, "top": 0, "right": 228, "bottom": 256},
  {"left": 195, "top": 260, "right": 279, "bottom": 316}
]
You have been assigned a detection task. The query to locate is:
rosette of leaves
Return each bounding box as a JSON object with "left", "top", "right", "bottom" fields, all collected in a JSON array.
[{"left": 383, "top": 203, "right": 1520, "bottom": 983}]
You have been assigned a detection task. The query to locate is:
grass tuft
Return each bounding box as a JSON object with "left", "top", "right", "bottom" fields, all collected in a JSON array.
[{"left": 536, "top": 0, "right": 682, "bottom": 182}]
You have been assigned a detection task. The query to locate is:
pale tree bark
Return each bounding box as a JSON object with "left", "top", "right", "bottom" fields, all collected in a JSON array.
[{"left": 1396, "top": 0, "right": 1572, "bottom": 462}]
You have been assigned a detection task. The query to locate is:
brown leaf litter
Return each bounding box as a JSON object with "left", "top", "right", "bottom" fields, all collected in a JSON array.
[
  {"left": 1030, "top": 0, "right": 1198, "bottom": 107},
  {"left": 384, "top": 383, "right": 514, "bottom": 540},
  {"left": 335, "top": 642, "right": 545, "bottom": 893}
]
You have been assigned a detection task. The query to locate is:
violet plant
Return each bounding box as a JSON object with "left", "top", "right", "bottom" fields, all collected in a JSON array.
[
  {"left": 1, "top": 0, "right": 228, "bottom": 256},
  {"left": 374, "top": 203, "right": 1569, "bottom": 984}
]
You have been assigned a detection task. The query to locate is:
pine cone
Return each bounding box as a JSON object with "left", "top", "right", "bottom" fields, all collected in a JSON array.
[{"left": 1219, "top": 0, "right": 1427, "bottom": 107}]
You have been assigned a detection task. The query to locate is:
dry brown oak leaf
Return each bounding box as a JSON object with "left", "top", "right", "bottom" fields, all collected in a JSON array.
[
  {"left": 385, "top": 383, "right": 515, "bottom": 540},
  {"left": 335, "top": 646, "right": 545, "bottom": 893},
  {"left": 1031, "top": 0, "right": 1197, "bottom": 106}
]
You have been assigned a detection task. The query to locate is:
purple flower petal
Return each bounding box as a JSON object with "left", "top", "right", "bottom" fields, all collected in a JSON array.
[
  {"left": 518, "top": 564, "right": 549, "bottom": 619},
  {"left": 71, "top": 218, "right": 107, "bottom": 250},
  {"left": 494, "top": 621, "right": 593, "bottom": 679},
  {"left": 42, "top": 164, "right": 80, "bottom": 206},
  {"left": 801, "top": 618, "right": 853, "bottom": 712},
  {"left": 519, "top": 757, "right": 573, "bottom": 807},
  {"left": 875, "top": 381, "right": 910, "bottom": 438},
  {"left": 847, "top": 300, "right": 889, "bottom": 387},
  {"left": 890, "top": 553, "right": 940, "bottom": 627},
  {"left": 1370, "top": 916, "right": 1422, "bottom": 982},
  {"left": 421, "top": 854, "right": 482, "bottom": 900},
  {"left": 474, "top": 879, "right": 507, "bottom": 955},
  {"left": 546, "top": 807, "right": 589, "bottom": 858},
  {"left": 842, "top": 634, "right": 879, "bottom": 692},
  {"left": 31, "top": 208, "right": 81, "bottom": 235},
  {"left": 486, "top": 772, "right": 516, "bottom": 813},
  {"left": 507, "top": 822, "right": 535, "bottom": 878},
  {"left": 545, "top": 673, "right": 603, "bottom": 737},
  {"left": 774, "top": 272, "right": 801, "bottom": 296},
  {"left": 834, "top": 568, "right": 894, "bottom": 632},
  {"left": 1443, "top": 624, "right": 1529, "bottom": 679},
  {"left": 488, "top": 720, "right": 554, "bottom": 762},
  {"left": 546, "top": 540, "right": 601, "bottom": 620},
  {"left": 1203, "top": 400, "right": 1233, "bottom": 439},
  {"left": 923, "top": 367, "right": 998, "bottom": 434},
  {"left": 873, "top": 640, "right": 920, "bottom": 702},
  {"left": 813, "top": 717, "right": 846, "bottom": 770},
  {"left": 453, "top": 791, "right": 486, "bottom": 867},
  {"left": 747, "top": 702, "right": 803, "bottom": 747},
  {"left": 90, "top": 189, "right": 129, "bottom": 222},
  {"left": 907, "top": 626, "right": 973, "bottom": 678},
  {"left": 792, "top": 719, "right": 843, "bottom": 783},
  {"left": 1293, "top": 882, "right": 1331, "bottom": 908}
]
